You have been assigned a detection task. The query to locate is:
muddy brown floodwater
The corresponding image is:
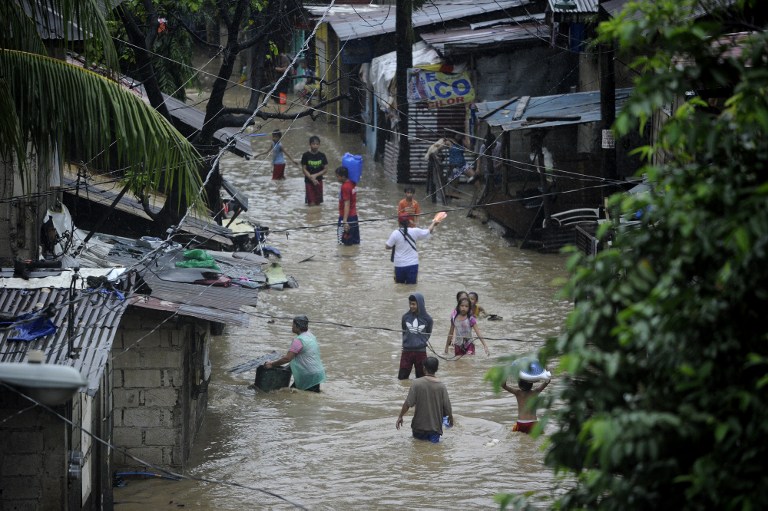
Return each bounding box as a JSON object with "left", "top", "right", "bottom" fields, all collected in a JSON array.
[{"left": 113, "top": 112, "right": 573, "bottom": 510}]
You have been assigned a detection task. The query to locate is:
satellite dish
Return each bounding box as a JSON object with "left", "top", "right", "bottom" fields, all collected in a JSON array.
[{"left": 0, "top": 362, "right": 86, "bottom": 406}]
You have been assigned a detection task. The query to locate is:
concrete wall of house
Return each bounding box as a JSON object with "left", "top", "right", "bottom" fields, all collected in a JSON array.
[
  {"left": 0, "top": 392, "right": 70, "bottom": 509},
  {"left": 111, "top": 308, "right": 210, "bottom": 471}
]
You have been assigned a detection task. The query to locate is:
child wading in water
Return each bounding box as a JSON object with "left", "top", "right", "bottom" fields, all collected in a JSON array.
[
  {"left": 445, "top": 297, "right": 489, "bottom": 356},
  {"left": 397, "top": 186, "right": 421, "bottom": 226},
  {"left": 468, "top": 291, "right": 487, "bottom": 319},
  {"left": 254, "top": 129, "right": 298, "bottom": 180},
  {"left": 301, "top": 135, "right": 328, "bottom": 205},
  {"left": 502, "top": 378, "right": 551, "bottom": 434}
]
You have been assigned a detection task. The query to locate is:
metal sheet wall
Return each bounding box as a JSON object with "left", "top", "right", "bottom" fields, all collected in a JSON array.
[{"left": 384, "top": 105, "right": 467, "bottom": 183}]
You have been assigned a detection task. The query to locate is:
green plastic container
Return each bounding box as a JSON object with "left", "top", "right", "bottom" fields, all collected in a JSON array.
[{"left": 254, "top": 366, "right": 292, "bottom": 391}]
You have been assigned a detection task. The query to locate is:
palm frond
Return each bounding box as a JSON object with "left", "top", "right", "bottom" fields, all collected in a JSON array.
[
  {"left": 2, "top": 0, "right": 118, "bottom": 70},
  {"left": 1, "top": 1, "right": 48, "bottom": 55},
  {"left": 0, "top": 79, "right": 24, "bottom": 166},
  {"left": 0, "top": 49, "right": 204, "bottom": 209}
]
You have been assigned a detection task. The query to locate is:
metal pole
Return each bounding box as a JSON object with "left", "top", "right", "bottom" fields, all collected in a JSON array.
[{"left": 599, "top": 0, "right": 617, "bottom": 186}]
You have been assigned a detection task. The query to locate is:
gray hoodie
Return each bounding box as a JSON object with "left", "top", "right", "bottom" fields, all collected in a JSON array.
[{"left": 401, "top": 293, "right": 433, "bottom": 352}]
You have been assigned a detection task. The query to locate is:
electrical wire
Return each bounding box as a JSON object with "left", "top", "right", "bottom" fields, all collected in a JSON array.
[
  {"left": 0, "top": 381, "right": 308, "bottom": 510},
  {"left": 3, "top": 0, "right": 596, "bottom": 381}
]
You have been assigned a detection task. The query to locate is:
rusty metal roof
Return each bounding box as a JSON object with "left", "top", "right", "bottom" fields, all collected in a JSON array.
[
  {"left": 305, "top": 0, "right": 533, "bottom": 42},
  {"left": 475, "top": 87, "right": 633, "bottom": 131},
  {"left": 0, "top": 286, "right": 129, "bottom": 396},
  {"left": 137, "top": 272, "right": 256, "bottom": 326},
  {"left": 420, "top": 19, "right": 550, "bottom": 54},
  {"left": 129, "top": 295, "right": 249, "bottom": 327}
]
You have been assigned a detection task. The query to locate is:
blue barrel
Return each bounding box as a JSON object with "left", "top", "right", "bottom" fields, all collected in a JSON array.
[{"left": 342, "top": 153, "right": 363, "bottom": 183}]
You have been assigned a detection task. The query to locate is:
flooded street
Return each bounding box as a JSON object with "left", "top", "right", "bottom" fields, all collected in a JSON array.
[{"left": 114, "top": 114, "right": 572, "bottom": 509}]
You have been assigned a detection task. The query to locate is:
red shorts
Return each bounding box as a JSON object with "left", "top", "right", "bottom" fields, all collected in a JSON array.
[
  {"left": 305, "top": 180, "right": 324, "bottom": 205},
  {"left": 454, "top": 340, "right": 475, "bottom": 356},
  {"left": 512, "top": 420, "right": 536, "bottom": 434},
  {"left": 398, "top": 351, "right": 427, "bottom": 380},
  {"left": 272, "top": 163, "right": 286, "bottom": 180}
]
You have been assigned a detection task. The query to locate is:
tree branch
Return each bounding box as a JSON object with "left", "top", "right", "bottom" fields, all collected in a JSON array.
[
  {"left": 208, "top": 94, "right": 351, "bottom": 129},
  {"left": 170, "top": 11, "right": 221, "bottom": 52},
  {"left": 215, "top": 0, "right": 233, "bottom": 32},
  {"left": 141, "top": 0, "right": 159, "bottom": 49},
  {"left": 137, "top": 193, "right": 161, "bottom": 223}
]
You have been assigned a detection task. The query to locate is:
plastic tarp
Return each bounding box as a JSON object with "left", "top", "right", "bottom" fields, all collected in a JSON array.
[
  {"left": 1, "top": 310, "right": 57, "bottom": 342},
  {"left": 368, "top": 42, "right": 442, "bottom": 112}
]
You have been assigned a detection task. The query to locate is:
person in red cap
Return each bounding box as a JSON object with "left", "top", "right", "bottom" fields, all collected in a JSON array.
[{"left": 385, "top": 213, "right": 442, "bottom": 284}]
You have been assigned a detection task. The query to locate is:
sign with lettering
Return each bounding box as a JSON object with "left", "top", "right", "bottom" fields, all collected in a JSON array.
[{"left": 408, "top": 69, "right": 475, "bottom": 108}]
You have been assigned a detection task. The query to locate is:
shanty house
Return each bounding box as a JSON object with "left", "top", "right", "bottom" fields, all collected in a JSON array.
[{"left": 0, "top": 244, "right": 264, "bottom": 509}]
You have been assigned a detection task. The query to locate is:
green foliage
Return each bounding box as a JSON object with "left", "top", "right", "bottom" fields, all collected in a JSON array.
[
  {"left": 116, "top": 0, "right": 198, "bottom": 100},
  {"left": 0, "top": 0, "right": 203, "bottom": 210},
  {"left": 1, "top": 50, "right": 203, "bottom": 205},
  {"left": 488, "top": 0, "right": 768, "bottom": 509}
]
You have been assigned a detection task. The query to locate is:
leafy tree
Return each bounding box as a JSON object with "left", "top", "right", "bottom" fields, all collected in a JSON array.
[
  {"left": 116, "top": 0, "right": 350, "bottom": 220},
  {"left": 1, "top": 0, "right": 203, "bottom": 250},
  {"left": 112, "top": 0, "right": 197, "bottom": 103},
  {"left": 488, "top": 0, "right": 768, "bottom": 509}
]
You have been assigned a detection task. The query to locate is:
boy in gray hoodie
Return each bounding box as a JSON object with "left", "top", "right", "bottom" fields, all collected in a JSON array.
[{"left": 398, "top": 293, "right": 433, "bottom": 380}]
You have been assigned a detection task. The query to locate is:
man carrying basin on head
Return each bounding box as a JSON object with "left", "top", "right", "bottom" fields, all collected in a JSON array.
[{"left": 264, "top": 315, "right": 326, "bottom": 392}]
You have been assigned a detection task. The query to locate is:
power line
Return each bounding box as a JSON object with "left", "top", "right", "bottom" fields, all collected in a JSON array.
[{"left": 0, "top": 381, "right": 309, "bottom": 509}]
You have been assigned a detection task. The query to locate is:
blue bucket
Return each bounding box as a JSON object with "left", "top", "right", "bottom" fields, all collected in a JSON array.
[{"left": 342, "top": 153, "right": 363, "bottom": 184}]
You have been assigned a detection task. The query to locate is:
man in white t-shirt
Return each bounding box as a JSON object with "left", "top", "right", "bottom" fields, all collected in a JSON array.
[{"left": 385, "top": 214, "right": 441, "bottom": 284}]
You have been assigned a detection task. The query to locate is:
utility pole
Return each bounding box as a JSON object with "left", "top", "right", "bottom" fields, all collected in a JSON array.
[
  {"left": 395, "top": 0, "right": 412, "bottom": 183},
  {"left": 598, "top": 0, "right": 617, "bottom": 186}
]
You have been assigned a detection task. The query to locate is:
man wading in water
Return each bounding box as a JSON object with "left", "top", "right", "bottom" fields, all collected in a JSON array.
[{"left": 396, "top": 357, "right": 453, "bottom": 442}]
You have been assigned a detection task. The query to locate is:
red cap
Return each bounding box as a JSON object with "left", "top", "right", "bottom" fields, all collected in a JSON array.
[{"left": 398, "top": 214, "right": 412, "bottom": 224}]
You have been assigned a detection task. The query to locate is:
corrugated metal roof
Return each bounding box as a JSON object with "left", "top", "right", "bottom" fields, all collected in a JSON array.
[
  {"left": 548, "top": 0, "right": 598, "bottom": 14},
  {"left": 60, "top": 173, "right": 236, "bottom": 247},
  {"left": 134, "top": 252, "right": 259, "bottom": 326},
  {"left": 420, "top": 20, "right": 550, "bottom": 54},
  {"left": 140, "top": 270, "right": 258, "bottom": 306},
  {"left": 469, "top": 12, "right": 546, "bottom": 29},
  {"left": 0, "top": 287, "right": 129, "bottom": 396},
  {"left": 305, "top": 0, "right": 532, "bottom": 42},
  {"left": 22, "top": 0, "right": 84, "bottom": 40},
  {"left": 129, "top": 295, "right": 249, "bottom": 327},
  {"left": 475, "top": 87, "right": 633, "bottom": 130}
]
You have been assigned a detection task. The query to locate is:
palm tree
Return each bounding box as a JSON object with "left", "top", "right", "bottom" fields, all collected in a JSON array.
[{"left": 0, "top": 0, "right": 204, "bottom": 261}]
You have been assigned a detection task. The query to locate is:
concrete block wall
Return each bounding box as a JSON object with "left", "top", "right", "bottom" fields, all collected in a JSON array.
[
  {"left": 0, "top": 392, "right": 68, "bottom": 510},
  {"left": 111, "top": 307, "right": 210, "bottom": 471}
]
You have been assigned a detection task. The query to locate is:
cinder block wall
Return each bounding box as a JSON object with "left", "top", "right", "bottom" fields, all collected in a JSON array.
[
  {"left": 111, "top": 308, "right": 210, "bottom": 471},
  {"left": 0, "top": 392, "right": 68, "bottom": 509}
]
